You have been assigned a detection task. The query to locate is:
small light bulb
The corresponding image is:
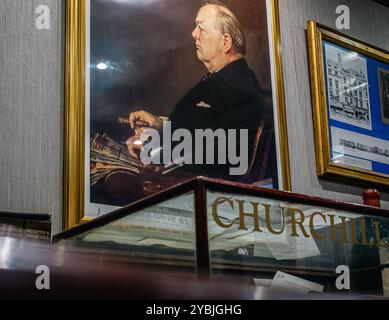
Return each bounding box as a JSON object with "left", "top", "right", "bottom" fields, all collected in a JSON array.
[
  {"left": 97, "top": 63, "right": 108, "bottom": 70},
  {"left": 133, "top": 140, "right": 143, "bottom": 146}
]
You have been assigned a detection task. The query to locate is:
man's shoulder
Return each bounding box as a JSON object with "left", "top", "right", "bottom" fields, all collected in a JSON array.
[{"left": 214, "top": 58, "right": 261, "bottom": 94}]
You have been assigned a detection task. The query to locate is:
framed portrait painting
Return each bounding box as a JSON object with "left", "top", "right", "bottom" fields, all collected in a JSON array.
[
  {"left": 308, "top": 21, "right": 389, "bottom": 188},
  {"left": 64, "top": 0, "right": 291, "bottom": 228}
]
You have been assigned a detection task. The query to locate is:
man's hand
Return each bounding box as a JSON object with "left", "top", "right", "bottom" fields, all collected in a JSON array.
[
  {"left": 126, "top": 128, "right": 155, "bottom": 160},
  {"left": 129, "top": 110, "right": 163, "bottom": 134}
]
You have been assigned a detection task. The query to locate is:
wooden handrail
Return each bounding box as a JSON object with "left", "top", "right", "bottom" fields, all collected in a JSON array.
[{"left": 0, "top": 211, "right": 51, "bottom": 221}]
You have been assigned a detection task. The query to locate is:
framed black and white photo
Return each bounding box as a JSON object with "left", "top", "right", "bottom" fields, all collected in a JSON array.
[
  {"left": 308, "top": 21, "right": 389, "bottom": 187},
  {"left": 325, "top": 43, "right": 372, "bottom": 130}
]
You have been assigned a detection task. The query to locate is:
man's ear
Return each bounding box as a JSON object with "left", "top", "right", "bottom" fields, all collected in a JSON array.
[{"left": 223, "top": 33, "right": 233, "bottom": 53}]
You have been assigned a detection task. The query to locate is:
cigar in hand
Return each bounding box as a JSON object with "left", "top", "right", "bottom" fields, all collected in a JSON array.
[{"left": 118, "top": 117, "right": 150, "bottom": 128}]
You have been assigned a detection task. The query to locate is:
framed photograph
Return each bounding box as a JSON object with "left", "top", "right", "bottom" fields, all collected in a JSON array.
[
  {"left": 378, "top": 68, "right": 389, "bottom": 124},
  {"left": 64, "top": 0, "right": 291, "bottom": 228},
  {"left": 307, "top": 21, "right": 389, "bottom": 187}
]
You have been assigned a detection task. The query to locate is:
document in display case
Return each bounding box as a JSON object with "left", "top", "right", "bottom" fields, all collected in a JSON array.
[{"left": 53, "top": 177, "right": 389, "bottom": 296}]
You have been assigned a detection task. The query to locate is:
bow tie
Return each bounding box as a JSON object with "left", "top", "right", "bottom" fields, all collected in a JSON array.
[{"left": 201, "top": 72, "right": 216, "bottom": 81}]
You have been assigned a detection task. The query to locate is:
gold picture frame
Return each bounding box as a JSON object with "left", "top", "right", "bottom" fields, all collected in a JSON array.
[
  {"left": 308, "top": 20, "right": 389, "bottom": 188},
  {"left": 64, "top": 0, "right": 291, "bottom": 230}
]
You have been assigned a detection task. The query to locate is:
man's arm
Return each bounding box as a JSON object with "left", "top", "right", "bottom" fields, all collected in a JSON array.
[{"left": 129, "top": 110, "right": 164, "bottom": 133}]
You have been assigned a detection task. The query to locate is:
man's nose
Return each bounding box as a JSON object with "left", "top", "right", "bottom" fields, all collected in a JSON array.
[{"left": 192, "top": 27, "right": 199, "bottom": 40}]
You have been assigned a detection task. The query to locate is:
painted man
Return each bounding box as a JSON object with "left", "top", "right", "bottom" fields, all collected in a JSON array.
[{"left": 127, "top": 0, "right": 274, "bottom": 182}]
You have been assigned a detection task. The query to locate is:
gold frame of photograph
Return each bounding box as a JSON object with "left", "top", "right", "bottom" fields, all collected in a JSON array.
[
  {"left": 307, "top": 20, "right": 389, "bottom": 188},
  {"left": 64, "top": 0, "right": 291, "bottom": 230}
]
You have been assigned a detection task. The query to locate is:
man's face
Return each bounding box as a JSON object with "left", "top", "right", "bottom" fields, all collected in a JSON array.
[{"left": 192, "top": 5, "right": 224, "bottom": 65}]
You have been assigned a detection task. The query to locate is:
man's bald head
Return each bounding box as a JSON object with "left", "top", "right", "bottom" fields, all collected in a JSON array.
[{"left": 200, "top": 0, "right": 247, "bottom": 55}]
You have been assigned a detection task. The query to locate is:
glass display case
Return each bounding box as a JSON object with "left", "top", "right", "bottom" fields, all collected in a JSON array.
[{"left": 53, "top": 177, "right": 389, "bottom": 297}]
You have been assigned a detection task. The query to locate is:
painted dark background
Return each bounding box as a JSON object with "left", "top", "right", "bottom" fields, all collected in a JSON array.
[{"left": 89, "top": 0, "right": 273, "bottom": 144}]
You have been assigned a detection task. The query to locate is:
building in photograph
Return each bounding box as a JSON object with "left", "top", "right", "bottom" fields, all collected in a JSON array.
[{"left": 327, "top": 53, "right": 370, "bottom": 123}]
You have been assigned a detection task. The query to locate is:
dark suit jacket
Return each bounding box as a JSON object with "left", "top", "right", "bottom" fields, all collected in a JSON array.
[{"left": 168, "top": 58, "right": 273, "bottom": 181}]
